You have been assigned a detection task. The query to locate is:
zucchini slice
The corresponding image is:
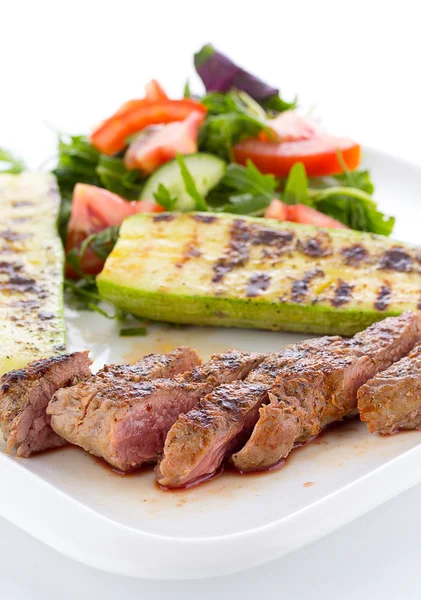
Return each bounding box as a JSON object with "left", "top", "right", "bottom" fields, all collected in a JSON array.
[
  {"left": 97, "top": 212, "right": 421, "bottom": 335},
  {"left": 0, "top": 173, "right": 65, "bottom": 374}
]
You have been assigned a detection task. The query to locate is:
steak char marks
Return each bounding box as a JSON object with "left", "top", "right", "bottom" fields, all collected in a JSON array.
[
  {"left": 232, "top": 312, "right": 421, "bottom": 472},
  {"left": 358, "top": 342, "right": 421, "bottom": 433},
  {"left": 0, "top": 351, "right": 92, "bottom": 457},
  {"left": 157, "top": 337, "right": 341, "bottom": 488},
  {"left": 157, "top": 382, "right": 269, "bottom": 488},
  {"left": 48, "top": 349, "right": 265, "bottom": 472}
]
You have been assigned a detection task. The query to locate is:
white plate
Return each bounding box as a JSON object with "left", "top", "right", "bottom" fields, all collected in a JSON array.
[{"left": 1, "top": 147, "right": 421, "bottom": 580}]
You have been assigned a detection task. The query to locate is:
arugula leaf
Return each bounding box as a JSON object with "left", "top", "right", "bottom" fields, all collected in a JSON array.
[
  {"left": 66, "top": 226, "right": 120, "bottom": 278},
  {"left": 221, "top": 161, "right": 277, "bottom": 200},
  {"left": 308, "top": 170, "right": 375, "bottom": 195},
  {"left": 119, "top": 327, "right": 147, "bottom": 337},
  {"left": 206, "top": 161, "right": 277, "bottom": 216},
  {"left": 88, "top": 302, "right": 122, "bottom": 319},
  {"left": 65, "top": 278, "right": 147, "bottom": 336},
  {"left": 230, "top": 91, "right": 268, "bottom": 120},
  {"left": 96, "top": 155, "right": 144, "bottom": 199},
  {"left": 88, "top": 226, "right": 120, "bottom": 260},
  {"left": 64, "top": 278, "right": 104, "bottom": 312},
  {"left": 176, "top": 154, "right": 208, "bottom": 211},
  {"left": 309, "top": 186, "right": 395, "bottom": 236},
  {"left": 283, "top": 162, "right": 309, "bottom": 205},
  {"left": 153, "top": 183, "right": 178, "bottom": 210},
  {"left": 55, "top": 135, "right": 100, "bottom": 185},
  {"left": 262, "top": 94, "right": 297, "bottom": 113},
  {"left": 331, "top": 170, "right": 374, "bottom": 194},
  {"left": 79, "top": 226, "right": 119, "bottom": 264},
  {"left": 198, "top": 91, "right": 272, "bottom": 161},
  {"left": 65, "top": 278, "right": 148, "bottom": 334},
  {"left": 0, "top": 147, "right": 26, "bottom": 174},
  {"left": 220, "top": 194, "right": 271, "bottom": 216},
  {"left": 183, "top": 80, "right": 192, "bottom": 98}
]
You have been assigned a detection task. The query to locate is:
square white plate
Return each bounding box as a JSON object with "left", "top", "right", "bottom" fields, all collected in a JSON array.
[{"left": 1, "top": 147, "right": 421, "bottom": 579}]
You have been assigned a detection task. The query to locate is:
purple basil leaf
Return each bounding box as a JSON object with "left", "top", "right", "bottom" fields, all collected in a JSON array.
[{"left": 194, "top": 44, "right": 278, "bottom": 101}]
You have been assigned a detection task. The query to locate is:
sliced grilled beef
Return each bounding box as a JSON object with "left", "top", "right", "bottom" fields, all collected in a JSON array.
[
  {"left": 95, "top": 346, "right": 201, "bottom": 384},
  {"left": 155, "top": 337, "right": 341, "bottom": 488},
  {"left": 358, "top": 342, "right": 421, "bottom": 433},
  {"left": 247, "top": 336, "right": 343, "bottom": 387},
  {"left": 232, "top": 312, "right": 421, "bottom": 472},
  {"left": 157, "top": 382, "right": 269, "bottom": 488},
  {"left": 48, "top": 350, "right": 265, "bottom": 471},
  {"left": 0, "top": 352, "right": 92, "bottom": 457}
]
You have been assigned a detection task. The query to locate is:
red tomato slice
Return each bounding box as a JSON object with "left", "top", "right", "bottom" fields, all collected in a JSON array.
[
  {"left": 66, "top": 184, "right": 163, "bottom": 275},
  {"left": 287, "top": 203, "right": 348, "bottom": 229},
  {"left": 91, "top": 99, "right": 207, "bottom": 155},
  {"left": 264, "top": 199, "right": 347, "bottom": 229},
  {"left": 264, "top": 198, "right": 288, "bottom": 220},
  {"left": 124, "top": 111, "right": 205, "bottom": 173},
  {"left": 233, "top": 136, "right": 361, "bottom": 177},
  {"left": 260, "top": 111, "right": 320, "bottom": 143},
  {"left": 145, "top": 79, "right": 168, "bottom": 101}
]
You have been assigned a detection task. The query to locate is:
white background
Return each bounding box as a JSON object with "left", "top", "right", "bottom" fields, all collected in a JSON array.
[{"left": 1, "top": 0, "right": 421, "bottom": 597}]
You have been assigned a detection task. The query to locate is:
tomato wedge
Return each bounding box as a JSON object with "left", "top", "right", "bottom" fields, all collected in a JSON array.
[
  {"left": 287, "top": 204, "right": 348, "bottom": 229},
  {"left": 264, "top": 198, "right": 288, "bottom": 220},
  {"left": 233, "top": 136, "right": 361, "bottom": 178},
  {"left": 260, "top": 110, "right": 319, "bottom": 143},
  {"left": 91, "top": 99, "right": 207, "bottom": 155},
  {"left": 66, "top": 184, "right": 164, "bottom": 275},
  {"left": 264, "top": 198, "right": 347, "bottom": 229},
  {"left": 124, "top": 111, "right": 205, "bottom": 173}
]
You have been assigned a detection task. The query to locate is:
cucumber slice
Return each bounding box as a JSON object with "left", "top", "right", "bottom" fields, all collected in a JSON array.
[{"left": 140, "top": 153, "right": 226, "bottom": 211}]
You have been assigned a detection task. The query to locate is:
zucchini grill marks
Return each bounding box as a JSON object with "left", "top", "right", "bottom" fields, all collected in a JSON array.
[
  {"left": 98, "top": 213, "right": 421, "bottom": 335},
  {"left": 209, "top": 218, "right": 419, "bottom": 307},
  {"left": 0, "top": 174, "right": 65, "bottom": 375}
]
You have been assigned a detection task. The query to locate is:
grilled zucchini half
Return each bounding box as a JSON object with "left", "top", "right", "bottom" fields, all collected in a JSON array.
[
  {"left": 97, "top": 212, "right": 421, "bottom": 335},
  {"left": 0, "top": 173, "right": 65, "bottom": 374}
]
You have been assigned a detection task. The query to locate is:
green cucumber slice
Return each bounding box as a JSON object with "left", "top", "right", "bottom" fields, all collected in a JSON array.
[{"left": 140, "top": 153, "right": 226, "bottom": 211}]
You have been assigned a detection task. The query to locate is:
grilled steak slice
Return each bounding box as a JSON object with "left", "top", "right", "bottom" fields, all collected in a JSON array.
[
  {"left": 247, "top": 336, "right": 343, "bottom": 387},
  {"left": 94, "top": 346, "right": 201, "bottom": 384},
  {"left": 46, "top": 346, "right": 200, "bottom": 468},
  {"left": 232, "top": 312, "right": 421, "bottom": 472},
  {"left": 0, "top": 352, "right": 92, "bottom": 457},
  {"left": 157, "top": 382, "right": 269, "bottom": 488},
  {"left": 155, "top": 338, "right": 341, "bottom": 488},
  {"left": 358, "top": 342, "right": 421, "bottom": 433},
  {"left": 48, "top": 350, "right": 265, "bottom": 471},
  {"left": 48, "top": 346, "right": 200, "bottom": 435}
]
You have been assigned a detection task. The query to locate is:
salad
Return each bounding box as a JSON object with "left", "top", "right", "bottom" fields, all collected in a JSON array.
[{"left": 1, "top": 44, "right": 394, "bottom": 322}]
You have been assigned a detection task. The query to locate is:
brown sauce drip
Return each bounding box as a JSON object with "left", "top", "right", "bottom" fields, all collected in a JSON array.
[
  {"left": 52, "top": 420, "right": 357, "bottom": 492},
  {"left": 92, "top": 454, "right": 155, "bottom": 477}
]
